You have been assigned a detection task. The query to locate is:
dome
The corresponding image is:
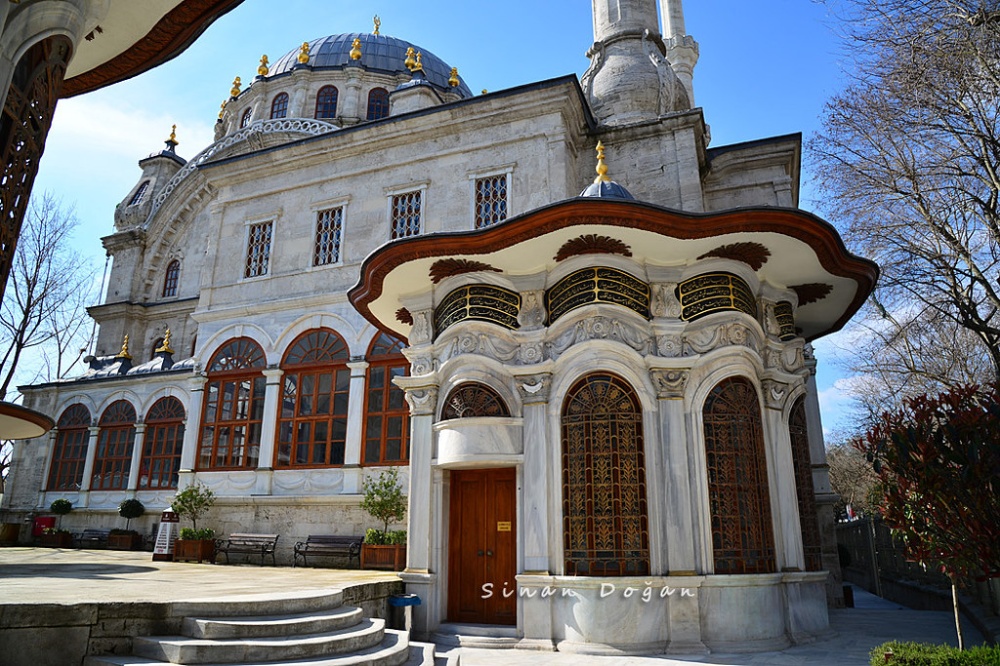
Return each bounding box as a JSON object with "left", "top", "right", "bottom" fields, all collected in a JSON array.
[
  {"left": 579, "top": 180, "right": 635, "bottom": 200},
  {"left": 269, "top": 33, "right": 473, "bottom": 98}
]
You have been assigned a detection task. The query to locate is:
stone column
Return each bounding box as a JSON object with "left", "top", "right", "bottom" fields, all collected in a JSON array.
[
  {"left": 126, "top": 423, "right": 147, "bottom": 494},
  {"left": 78, "top": 424, "right": 101, "bottom": 506},
  {"left": 179, "top": 375, "right": 208, "bottom": 474},
  {"left": 761, "top": 379, "right": 804, "bottom": 571},
  {"left": 342, "top": 361, "right": 369, "bottom": 494},
  {"left": 37, "top": 428, "right": 58, "bottom": 507},
  {"left": 254, "top": 367, "right": 284, "bottom": 495},
  {"left": 341, "top": 67, "right": 363, "bottom": 123}
]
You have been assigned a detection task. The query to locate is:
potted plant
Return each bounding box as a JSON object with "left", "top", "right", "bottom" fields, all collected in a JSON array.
[
  {"left": 41, "top": 499, "right": 74, "bottom": 548},
  {"left": 170, "top": 482, "right": 216, "bottom": 563},
  {"left": 109, "top": 498, "right": 145, "bottom": 550},
  {"left": 359, "top": 468, "right": 407, "bottom": 571}
]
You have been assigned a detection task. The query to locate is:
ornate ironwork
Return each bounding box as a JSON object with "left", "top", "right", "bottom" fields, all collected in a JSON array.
[
  {"left": 678, "top": 272, "right": 758, "bottom": 321},
  {"left": 429, "top": 258, "right": 501, "bottom": 284},
  {"left": 791, "top": 282, "right": 833, "bottom": 306},
  {"left": 546, "top": 267, "right": 650, "bottom": 324},
  {"left": 697, "top": 242, "right": 771, "bottom": 270},
  {"left": 208, "top": 337, "right": 266, "bottom": 372},
  {"left": 554, "top": 234, "right": 632, "bottom": 262},
  {"left": 441, "top": 383, "right": 511, "bottom": 419},
  {"left": 57, "top": 403, "right": 91, "bottom": 428},
  {"left": 703, "top": 377, "right": 776, "bottom": 574},
  {"left": 562, "top": 374, "right": 649, "bottom": 576},
  {"left": 789, "top": 397, "right": 824, "bottom": 571},
  {"left": 774, "top": 301, "right": 796, "bottom": 341},
  {"left": 0, "top": 36, "right": 71, "bottom": 296},
  {"left": 434, "top": 284, "right": 520, "bottom": 335}
]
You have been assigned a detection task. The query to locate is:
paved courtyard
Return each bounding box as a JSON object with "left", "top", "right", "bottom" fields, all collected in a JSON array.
[{"left": 0, "top": 547, "right": 987, "bottom": 665}]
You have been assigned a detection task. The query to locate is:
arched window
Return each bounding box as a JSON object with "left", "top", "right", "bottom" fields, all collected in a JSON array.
[
  {"left": 270, "top": 92, "right": 289, "bottom": 119},
  {"left": 91, "top": 401, "right": 137, "bottom": 491},
  {"left": 240, "top": 107, "right": 253, "bottom": 128},
  {"left": 140, "top": 397, "right": 185, "bottom": 489},
  {"left": 129, "top": 180, "right": 150, "bottom": 206},
  {"left": 363, "top": 333, "right": 409, "bottom": 465},
  {"left": 47, "top": 404, "right": 90, "bottom": 491},
  {"left": 703, "top": 377, "right": 776, "bottom": 574},
  {"left": 562, "top": 373, "right": 649, "bottom": 576},
  {"left": 366, "top": 88, "right": 389, "bottom": 121},
  {"left": 276, "top": 329, "right": 351, "bottom": 467},
  {"left": 162, "top": 259, "right": 180, "bottom": 298},
  {"left": 198, "top": 337, "right": 266, "bottom": 470},
  {"left": 441, "top": 383, "right": 510, "bottom": 419},
  {"left": 315, "top": 85, "right": 338, "bottom": 119},
  {"left": 790, "top": 397, "right": 823, "bottom": 571}
]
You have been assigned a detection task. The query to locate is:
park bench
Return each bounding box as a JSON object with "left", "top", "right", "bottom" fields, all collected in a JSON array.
[
  {"left": 215, "top": 533, "right": 279, "bottom": 566},
  {"left": 76, "top": 528, "right": 110, "bottom": 549},
  {"left": 293, "top": 534, "right": 362, "bottom": 568}
]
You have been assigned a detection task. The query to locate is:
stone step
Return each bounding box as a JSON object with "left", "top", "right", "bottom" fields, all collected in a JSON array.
[
  {"left": 183, "top": 605, "right": 364, "bottom": 639},
  {"left": 86, "top": 629, "right": 411, "bottom": 666},
  {"left": 405, "top": 641, "right": 461, "bottom": 666},
  {"left": 133, "top": 617, "right": 386, "bottom": 664},
  {"left": 172, "top": 589, "right": 345, "bottom": 619}
]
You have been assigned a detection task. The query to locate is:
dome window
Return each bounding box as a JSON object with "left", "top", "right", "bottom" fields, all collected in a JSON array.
[
  {"left": 129, "top": 180, "right": 150, "bottom": 206},
  {"left": 240, "top": 107, "right": 253, "bottom": 128},
  {"left": 270, "top": 92, "right": 289, "bottom": 119},
  {"left": 315, "top": 85, "right": 338, "bottom": 119},
  {"left": 367, "top": 88, "right": 389, "bottom": 121}
]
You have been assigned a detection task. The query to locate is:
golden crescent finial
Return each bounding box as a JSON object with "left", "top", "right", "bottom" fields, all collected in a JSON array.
[
  {"left": 373, "top": 15, "right": 381, "bottom": 35},
  {"left": 594, "top": 141, "right": 611, "bottom": 183},
  {"left": 258, "top": 54, "right": 269, "bottom": 77}
]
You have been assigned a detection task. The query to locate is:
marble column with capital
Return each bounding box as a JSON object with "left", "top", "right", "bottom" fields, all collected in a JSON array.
[
  {"left": 342, "top": 360, "right": 369, "bottom": 494},
  {"left": 402, "top": 384, "right": 438, "bottom": 573},
  {"left": 78, "top": 424, "right": 101, "bottom": 507},
  {"left": 255, "top": 367, "right": 285, "bottom": 495},
  {"left": 125, "top": 423, "right": 147, "bottom": 495},
  {"left": 179, "top": 375, "right": 208, "bottom": 474},
  {"left": 516, "top": 373, "right": 551, "bottom": 573}
]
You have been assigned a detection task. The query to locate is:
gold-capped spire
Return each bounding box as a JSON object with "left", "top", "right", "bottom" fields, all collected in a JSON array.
[
  {"left": 166, "top": 124, "right": 178, "bottom": 146},
  {"left": 219, "top": 100, "right": 227, "bottom": 119},
  {"left": 230, "top": 76, "right": 241, "bottom": 98},
  {"left": 373, "top": 15, "right": 381, "bottom": 35},
  {"left": 350, "top": 38, "right": 362, "bottom": 61},
  {"left": 297, "top": 41, "right": 311, "bottom": 64},
  {"left": 594, "top": 141, "right": 611, "bottom": 183},
  {"left": 413, "top": 52, "right": 424, "bottom": 73},
  {"left": 155, "top": 329, "right": 175, "bottom": 354},
  {"left": 258, "top": 54, "right": 269, "bottom": 77},
  {"left": 448, "top": 67, "right": 460, "bottom": 87},
  {"left": 404, "top": 47, "right": 416, "bottom": 71},
  {"left": 116, "top": 334, "right": 133, "bottom": 360}
]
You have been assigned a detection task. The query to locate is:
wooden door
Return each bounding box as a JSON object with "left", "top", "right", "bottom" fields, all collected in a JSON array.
[{"left": 447, "top": 467, "right": 516, "bottom": 625}]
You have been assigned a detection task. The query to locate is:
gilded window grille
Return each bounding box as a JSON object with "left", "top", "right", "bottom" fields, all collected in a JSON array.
[
  {"left": 789, "top": 397, "right": 824, "bottom": 571},
  {"left": 441, "top": 383, "right": 511, "bottom": 419},
  {"left": 774, "top": 301, "right": 796, "bottom": 341},
  {"left": 545, "top": 267, "right": 650, "bottom": 325},
  {"left": 48, "top": 404, "right": 91, "bottom": 492},
  {"left": 562, "top": 374, "right": 649, "bottom": 576},
  {"left": 141, "top": 397, "right": 185, "bottom": 490},
  {"left": 678, "top": 272, "right": 758, "bottom": 321},
  {"left": 434, "top": 284, "right": 520, "bottom": 335},
  {"left": 92, "top": 401, "right": 138, "bottom": 491},
  {"left": 702, "top": 377, "right": 776, "bottom": 574}
]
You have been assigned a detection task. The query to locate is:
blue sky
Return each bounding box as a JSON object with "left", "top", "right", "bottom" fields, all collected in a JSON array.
[{"left": 31, "top": 0, "right": 859, "bottom": 437}]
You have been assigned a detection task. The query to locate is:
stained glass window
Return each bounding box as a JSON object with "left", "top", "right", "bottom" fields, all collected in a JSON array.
[
  {"left": 390, "top": 190, "right": 421, "bottom": 239},
  {"left": 245, "top": 221, "right": 272, "bottom": 278}
]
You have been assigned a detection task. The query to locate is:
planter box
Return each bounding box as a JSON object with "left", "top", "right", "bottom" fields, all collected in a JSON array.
[
  {"left": 39, "top": 532, "right": 74, "bottom": 548},
  {"left": 361, "top": 543, "right": 406, "bottom": 571},
  {"left": 174, "top": 539, "right": 216, "bottom": 563},
  {"left": 108, "top": 533, "right": 143, "bottom": 551}
]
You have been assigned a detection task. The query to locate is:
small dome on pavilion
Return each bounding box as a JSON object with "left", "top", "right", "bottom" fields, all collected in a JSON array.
[{"left": 580, "top": 141, "right": 634, "bottom": 199}]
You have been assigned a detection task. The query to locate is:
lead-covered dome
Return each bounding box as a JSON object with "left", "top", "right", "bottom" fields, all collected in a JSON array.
[{"left": 269, "top": 33, "right": 473, "bottom": 98}]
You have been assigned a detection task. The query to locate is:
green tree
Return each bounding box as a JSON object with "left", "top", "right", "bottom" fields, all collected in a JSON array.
[
  {"left": 170, "top": 482, "right": 216, "bottom": 533},
  {"left": 854, "top": 383, "right": 1000, "bottom": 648},
  {"left": 360, "top": 468, "right": 407, "bottom": 542}
]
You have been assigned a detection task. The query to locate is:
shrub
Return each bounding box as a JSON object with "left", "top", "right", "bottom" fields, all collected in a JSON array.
[
  {"left": 870, "top": 641, "right": 1000, "bottom": 665},
  {"left": 179, "top": 527, "right": 215, "bottom": 541},
  {"left": 360, "top": 468, "right": 406, "bottom": 544},
  {"left": 118, "top": 498, "right": 145, "bottom": 531}
]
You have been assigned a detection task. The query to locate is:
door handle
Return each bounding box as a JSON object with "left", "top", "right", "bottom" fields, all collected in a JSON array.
[
  {"left": 486, "top": 550, "right": 494, "bottom": 557},
  {"left": 477, "top": 550, "right": 484, "bottom": 556}
]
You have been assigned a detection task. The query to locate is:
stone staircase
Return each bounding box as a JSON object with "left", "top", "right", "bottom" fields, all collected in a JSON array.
[{"left": 85, "top": 589, "right": 455, "bottom": 666}]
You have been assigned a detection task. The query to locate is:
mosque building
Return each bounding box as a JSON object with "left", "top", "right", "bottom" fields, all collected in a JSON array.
[{"left": 3, "top": 0, "right": 877, "bottom": 654}]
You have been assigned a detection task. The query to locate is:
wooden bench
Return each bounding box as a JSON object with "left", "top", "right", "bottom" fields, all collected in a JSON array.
[
  {"left": 293, "top": 535, "right": 362, "bottom": 568},
  {"left": 76, "top": 528, "right": 110, "bottom": 549},
  {"left": 215, "top": 533, "right": 279, "bottom": 566}
]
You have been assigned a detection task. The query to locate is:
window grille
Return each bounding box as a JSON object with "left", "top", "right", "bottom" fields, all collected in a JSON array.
[
  {"left": 790, "top": 397, "right": 824, "bottom": 571},
  {"left": 390, "top": 190, "right": 421, "bottom": 239},
  {"left": 241, "top": 107, "right": 253, "bottom": 127},
  {"left": 313, "top": 207, "right": 343, "bottom": 266},
  {"left": 129, "top": 180, "right": 150, "bottom": 206},
  {"left": 474, "top": 175, "right": 508, "bottom": 228},
  {"left": 245, "top": 221, "right": 273, "bottom": 278}
]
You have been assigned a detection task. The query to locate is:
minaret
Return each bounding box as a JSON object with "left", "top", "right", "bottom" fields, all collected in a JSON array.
[
  {"left": 584, "top": 0, "right": 689, "bottom": 126},
  {"left": 660, "top": 0, "right": 699, "bottom": 106}
]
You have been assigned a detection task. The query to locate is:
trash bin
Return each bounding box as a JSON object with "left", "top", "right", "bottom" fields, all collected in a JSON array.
[{"left": 387, "top": 593, "right": 421, "bottom": 631}]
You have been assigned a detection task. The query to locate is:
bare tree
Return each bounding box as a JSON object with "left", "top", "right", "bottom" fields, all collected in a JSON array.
[
  {"left": 811, "top": 0, "right": 1000, "bottom": 417},
  {"left": 826, "top": 439, "right": 879, "bottom": 518}
]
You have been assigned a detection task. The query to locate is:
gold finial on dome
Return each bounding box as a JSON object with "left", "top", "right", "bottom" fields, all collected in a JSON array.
[
  {"left": 218, "top": 100, "right": 227, "bottom": 119},
  {"left": 230, "top": 76, "right": 241, "bottom": 98},
  {"left": 448, "top": 67, "right": 460, "bottom": 87},
  {"left": 155, "top": 329, "right": 175, "bottom": 354},
  {"left": 413, "top": 52, "right": 424, "bottom": 73},
  {"left": 350, "top": 38, "right": 362, "bottom": 61},
  {"left": 116, "top": 334, "right": 133, "bottom": 360},
  {"left": 166, "top": 124, "right": 178, "bottom": 146},
  {"left": 404, "top": 47, "right": 416, "bottom": 71},
  {"left": 258, "top": 54, "right": 269, "bottom": 77},
  {"left": 594, "top": 141, "right": 611, "bottom": 183},
  {"left": 297, "top": 41, "right": 311, "bottom": 64},
  {"left": 373, "top": 15, "right": 381, "bottom": 35}
]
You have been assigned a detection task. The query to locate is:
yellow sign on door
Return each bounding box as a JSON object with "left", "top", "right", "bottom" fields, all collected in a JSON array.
[{"left": 497, "top": 521, "right": 512, "bottom": 532}]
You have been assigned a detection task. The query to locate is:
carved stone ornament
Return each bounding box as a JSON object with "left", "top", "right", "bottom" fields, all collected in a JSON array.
[
  {"left": 517, "top": 343, "right": 544, "bottom": 365},
  {"left": 656, "top": 333, "right": 683, "bottom": 358},
  {"left": 404, "top": 386, "right": 439, "bottom": 416},
  {"left": 428, "top": 258, "right": 502, "bottom": 284},
  {"left": 518, "top": 290, "right": 546, "bottom": 330},
  {"left": 410, "top": 311, "right": 432, "bottom": 344},
  {"left": 683, "top": 322, "right": 760, "bottom": 356},
  {"left": 409, "top": 355, "right": 433, "bottom": 376},
  {"left": 697, "top": 242, "right": 771, "bottom": 271},
  {"left": 764, "top": 303, "right": 781, "bottom": 337},
  {"left": 649, "top": 368, "right": 689, "bottom": 399},
  {"left": 650, "top": 283, "right": 682, "bottom": 319},
  {"left": 764, "top": 345, "right": 805, "bottom": 373},
  {"left": 516, "top": 374, "right": 551, "bottom": 404},
  {"left": 545, "top": 315, "right": 653, "bottom": 359},
  {"left": 441, "top": 331, "right": 520, "bottom": 365},
  {"left": 554, "top": 234, "right": 632, "bottom": 262},
  {"left": 761, "top": 379, "right": 789, "bottom": 410},
  {"left": 791, "top": 283, "right": 834, "bottom": 306}
]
